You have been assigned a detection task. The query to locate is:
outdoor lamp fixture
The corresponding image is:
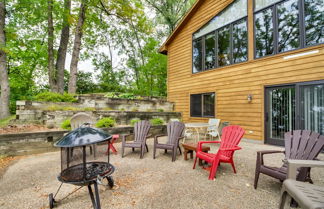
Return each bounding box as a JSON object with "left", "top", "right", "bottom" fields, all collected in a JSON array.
[{"left": 247, "top": 94, "right": 253, "bottom": 103}]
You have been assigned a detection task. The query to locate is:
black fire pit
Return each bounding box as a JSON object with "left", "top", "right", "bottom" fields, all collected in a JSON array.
[{"left": 48, "top": 126, "right": 115, "bottom": 209}]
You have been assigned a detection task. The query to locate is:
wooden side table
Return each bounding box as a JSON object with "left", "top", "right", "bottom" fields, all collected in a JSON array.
[{"left": 182, "top": 143, "right": 210, "bottom": 165}]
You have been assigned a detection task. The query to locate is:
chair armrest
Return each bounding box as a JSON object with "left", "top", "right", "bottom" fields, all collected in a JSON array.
[
  {"left": 176, "top": 136, "right": 184, "bottom": 143},
  {"left": 146, "top": 134, "right": 153, "bottom": 139},
  {"left": 287, "top": 160, "right": 324, "bottom": 179},
  {"left": 122, "top": 134, "right": 132, "bottom": 144},
  {"left": 257, "top": 150, "right": 284, "bottom": 155},
  {"left": 257, "top": 150, "right": 284, "bottom": 165},
  {"left": 197, "top": 141, "right": 221, "bottom": 151},
  {"left": 154, "top": 134, "right": 167, "bottom": 144},
  {"left": 219, "top": 146, "right": 241, "bottom": 152}
]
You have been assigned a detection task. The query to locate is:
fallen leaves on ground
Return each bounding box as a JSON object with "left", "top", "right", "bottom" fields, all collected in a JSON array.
[{"left": 0, "top": 156, "right": 20, "bottom": 169}]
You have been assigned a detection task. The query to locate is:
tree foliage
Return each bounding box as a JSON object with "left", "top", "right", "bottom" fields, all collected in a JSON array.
[{"left": 0, "top": 0, "right": 195, "bottom": 116}]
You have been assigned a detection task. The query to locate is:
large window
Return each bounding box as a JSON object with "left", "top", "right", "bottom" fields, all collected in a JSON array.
[
  {"left": 192, "top": 0, "right": 248, "bottom": 73},
  {"left": 254, "top": 0, "right": 324, "bottom": 58},
  {"left": 190, "top": 93, "right": 215, "bottom": 117}
]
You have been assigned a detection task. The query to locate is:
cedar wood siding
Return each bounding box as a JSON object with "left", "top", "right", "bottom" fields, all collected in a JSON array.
[{"left": 165, "top": 0, "right": 324, "bottom": 141}]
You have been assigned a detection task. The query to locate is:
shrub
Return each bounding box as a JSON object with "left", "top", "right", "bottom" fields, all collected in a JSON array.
[
  {"left": 150, "top": 118, "right": 164, "bottom": 125},
  {"left": 104, "top": 92, "right": 118, "bottom": 98},
  {"left": 0, "top": 115, "right": 15, "bottom": 128},
  {"left": 62, "top": 106, "right": 79, "bottom": 111},
  {"left": 46, "top": 105, "right": 78, "bottom": 111},
  {"left": 96, "top": 117, "right": 116, "bottom": 128},
  {"left": 83, "top": 107, "right": 96, "bottom": 111},
  {"left": 46, "top": 105, "right": 61, "bottom": 111},
  {"left": 104, "top": 92, "right": 143, "bottom": 100},
  {"left": 131, "top": 107, "right": 139, "bottom": 112},
  {"left": 61, "top": 119, "right": 71, "bottom": 130},
  {"left": 34, "top": 92, "right": 77, "bottom": 103},
  {"left": 130, "top": 118, "right": 140, "bottom": 126},
  {"left": 157, "top": 109, "right": 164, "bottom": 112}
]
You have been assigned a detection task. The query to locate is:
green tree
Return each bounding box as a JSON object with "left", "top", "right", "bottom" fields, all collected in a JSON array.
[
  {"left": 144, "top": 0, "right": 195, "bottom": 36},
  {"left": 0, "top": 0, "right": 10, "bottom": 119}
]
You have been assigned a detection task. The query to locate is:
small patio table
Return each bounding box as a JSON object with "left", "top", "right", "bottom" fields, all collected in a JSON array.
[{"left": 185, "top": 123, "right": 214, "bottom": 143}]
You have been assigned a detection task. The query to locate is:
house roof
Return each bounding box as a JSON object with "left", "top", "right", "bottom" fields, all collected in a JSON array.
[{"left": 158, "top": 0, "right": 204, "bottom": 55}]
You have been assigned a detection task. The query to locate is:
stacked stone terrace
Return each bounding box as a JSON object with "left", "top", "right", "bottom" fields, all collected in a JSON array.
[{"left": 15, "top": 94, "right": 181, "bottom": 127}]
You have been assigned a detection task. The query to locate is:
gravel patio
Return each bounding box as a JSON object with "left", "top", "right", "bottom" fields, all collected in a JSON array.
[{"left": 0, "top": 138, "right": 323, "bottom": 209}]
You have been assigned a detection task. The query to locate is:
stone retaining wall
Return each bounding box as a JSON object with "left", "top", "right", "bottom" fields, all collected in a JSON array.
[
  {"left": 17, "top": 96, "right": 174, "bottom": 112},
  {"left": 0, "top": 125, "right": 167, "bottom": 144},
  {"left": 15, "top": 96, "right": 179, "bottom": 127},
  {"left": 15, "top": 110, "right": 181, "bottom": 127}
]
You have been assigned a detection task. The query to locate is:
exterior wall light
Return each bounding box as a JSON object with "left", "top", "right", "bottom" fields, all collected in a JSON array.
[{"left": 247, "top": 94, "right": 253, "bottom": 103}]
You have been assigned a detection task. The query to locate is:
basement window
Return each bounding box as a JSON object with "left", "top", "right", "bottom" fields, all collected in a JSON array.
[{"left": 190, "top": 93, "right": 215, "bottom": 117}]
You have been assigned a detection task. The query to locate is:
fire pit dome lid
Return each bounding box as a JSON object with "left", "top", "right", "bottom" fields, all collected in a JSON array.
[{"left": 55, "top": 127, "right": 112, "bottom": 148}]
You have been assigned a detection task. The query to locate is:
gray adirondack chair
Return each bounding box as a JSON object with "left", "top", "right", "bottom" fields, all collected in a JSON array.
[
  {"left": 69, "top": 113, "right": 96, "bottom": 157},
  {"left": 70, "top": 112, "right": 95, "bottom": 129},
  {"left": 279, "top": 159, "right": 324, "bottom": 209},
  {"left": 153, "top": 121, "right": 185, "bottom": 162},
  {"left": 121, "top": 120, "right": 151, "bottom": 159},
  {"left": 254, "top": 130, "right": 324, "bottom": 189}
]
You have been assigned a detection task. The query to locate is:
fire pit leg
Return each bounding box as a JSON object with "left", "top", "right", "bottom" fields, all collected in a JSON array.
[
  {"left": 93, "top": 182, "right": 101, "bottom": 209},
  {"left": 87, "top": 184, "right": 98, "bottom": 209}
]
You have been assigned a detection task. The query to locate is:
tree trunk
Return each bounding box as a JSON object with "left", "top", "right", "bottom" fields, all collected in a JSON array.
[
  {"left": 55, "top": 0, "right": 71, "bottom": 94},
  {"left": 47, "top": 0, "right": 57, "bottom": 92},
  {"left": 0, "top": 1, "right": 10, "bottom": 119},
  {"left": 68, "top": 0, "right": 87, "bottom": 94}
]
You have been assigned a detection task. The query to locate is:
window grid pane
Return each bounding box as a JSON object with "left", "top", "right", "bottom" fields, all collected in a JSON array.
[
  {"left": 233, "top": 19, "right": 248, "bottom": 63},
  {"left": 205, "top": 34, "right": 216, "bottom": 70},
  {"left": 255, "top": 8, "right": 274, "bottom": 58},
  {"left": 193, "top": 39, "right": 203, "bottom": 73},
  {"left": 304, "top": 0, "right": 324, "bottom": 46},
  {"left": 218, "top": 26, "right": 231, "bottom": 67},
  {"left": 277, "top": 0, "right": 300, "bottom": 52}
]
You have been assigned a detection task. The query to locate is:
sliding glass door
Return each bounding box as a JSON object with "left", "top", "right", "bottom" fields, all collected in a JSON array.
[
  {"left": 265, "top": 80, "right": 324, "bottom": 145},
  {"left": 299, "top": 83, "right": 324, "bottom": 135}
]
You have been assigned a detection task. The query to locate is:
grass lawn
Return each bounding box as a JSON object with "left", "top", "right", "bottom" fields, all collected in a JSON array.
[{"left": 0, "top": 115, "right": 15, "bottom": 128}]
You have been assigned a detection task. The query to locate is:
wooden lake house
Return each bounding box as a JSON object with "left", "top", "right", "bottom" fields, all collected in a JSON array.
[{"left": 159, "top": 0, "right": 324, "bottom": 145}]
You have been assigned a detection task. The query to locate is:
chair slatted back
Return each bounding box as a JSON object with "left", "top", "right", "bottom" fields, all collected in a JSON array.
[
  {"left": 166, "top": 121, "right": 185, "bottom": 145},
  {"left": 284, "top": 130, "right": 324, "bottom": 161},
  {"left": 134, "top": 120, "right": 151, "bottom": 143},
  {"left": 220, "top": 125, "right": 245, "bottom": 157},
  {"left": 70, "top": 113, "right": 94, "bottom": 129},
  {"left": 207, "top": 119, "right": 221, "bottom": 131}
]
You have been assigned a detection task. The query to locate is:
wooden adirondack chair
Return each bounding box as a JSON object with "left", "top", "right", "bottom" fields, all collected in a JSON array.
[
  {"left": 254, "top": 130, "right": 324, "bottom": 189},
  {"left": 153, "top": 121, "right": 185, "bottom": 162},
  {"left": 121, "top": 120, "right": 151, "bottom": 159},
  {"left": 193, "top": 125, "right": 245, "bottom": 180}
]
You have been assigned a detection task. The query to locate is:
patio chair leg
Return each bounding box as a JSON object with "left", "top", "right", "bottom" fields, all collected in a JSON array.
[
  {"left": 165, "top": 149, "right": 167, "bottom": 153},
  {"left": 132, "top": 147, "right": 135, "bottom": 152},
  {"left": 153, "top": 146, "right": 156, "bottom": 159},
  {"left": 145, "top": 144, "right": 149, "bottom": 152},
  {"left": 193, "top": 157, "right": 198, "bottom": 169},
  {"left": 172, "top": 150, "right": 176, "bottom": 162},
  {"left": 254, "top": 154, "right": 261, "bottom": 189},
  {"left": 209, "top": 160, "right": 219, "bottom": 180},
  {"left": 140, "top": 146, "right": 144, "bottom": 159},
  {"left": 230, "top": 160, "right": 237, "bottom": 173},
  {"left": 121, "top": 146, "right": 124, "bottom": 158},
  {"left": 279, "top": 191, "right": 288, "bottom": 209},
  {"left": 178, "top": 146, "right": 182, "bottom": 155}
]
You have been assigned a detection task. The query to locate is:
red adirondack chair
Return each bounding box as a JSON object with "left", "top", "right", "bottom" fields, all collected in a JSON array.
[{"left": 193, "top": 125, "right": 245, "bottom": 180}]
